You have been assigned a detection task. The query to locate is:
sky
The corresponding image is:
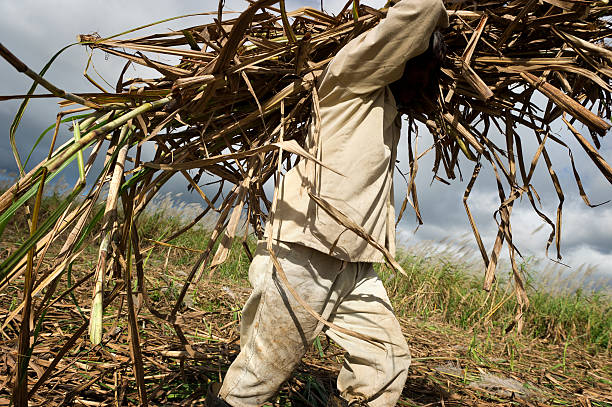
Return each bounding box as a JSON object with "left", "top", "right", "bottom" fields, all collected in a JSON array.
[{"left": 0, "top": 0, "right": 611, "bottom": 283}]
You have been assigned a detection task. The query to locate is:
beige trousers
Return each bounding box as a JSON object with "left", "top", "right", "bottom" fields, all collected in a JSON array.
[{"left": 219, "top": 241, "right": 411, "bottom": 407}]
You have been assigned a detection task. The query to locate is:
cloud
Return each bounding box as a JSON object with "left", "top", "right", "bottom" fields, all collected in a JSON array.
[{"left": 393, "top": 118, "right": 612, "bottom": 274}]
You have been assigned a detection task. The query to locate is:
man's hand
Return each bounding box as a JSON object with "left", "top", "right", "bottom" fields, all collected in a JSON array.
[{"left": 390, "top": 31, "right": 447, "bottom": 115}]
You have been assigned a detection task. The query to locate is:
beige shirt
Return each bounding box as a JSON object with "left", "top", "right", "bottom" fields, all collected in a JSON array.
[{"left": 268, "top": 0, "right": 449, "bottom": 262}]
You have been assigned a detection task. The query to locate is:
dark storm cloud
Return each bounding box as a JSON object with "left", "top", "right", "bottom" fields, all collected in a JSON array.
[{"left": 393, "top": 116, "right": 612, "bottom": 273}]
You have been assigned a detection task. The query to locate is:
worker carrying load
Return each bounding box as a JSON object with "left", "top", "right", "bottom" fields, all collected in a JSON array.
[{"left": 209, "top": 1, "right": 448, "bottom": 406}]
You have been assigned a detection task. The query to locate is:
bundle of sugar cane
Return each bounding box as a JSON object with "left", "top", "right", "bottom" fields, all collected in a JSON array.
[{"left": 0, "top": 0, "right": 611, "bottom": 401}]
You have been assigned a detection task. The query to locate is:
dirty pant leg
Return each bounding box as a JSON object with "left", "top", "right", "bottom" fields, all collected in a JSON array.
[
  {"left": 325, "top": 264, "right": 411, "bottom": 407},
  {"left": 219, "top": 241, "right": 347, "bottom": 407}
]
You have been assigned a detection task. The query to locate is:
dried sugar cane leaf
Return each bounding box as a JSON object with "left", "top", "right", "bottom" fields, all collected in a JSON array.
[
  {"left": 505, "top": 113, "right": 517, "bottom": 186},
  {"left": 170, "top": 190, "right": 237, "bottom": 319},
  {"left": 499, "top": 64, "right": 612, "bottom": 93},
  {"left": 98, "top": 47, "right": 190, "bottom": 76},
  {"left": 484, "top": 227, "right": 504, "bottom": 292},
  {"left": 395, "top": 127, "right": 415, "bottom": 226},
  {"left": 563, "top": 116, "right": 612, "bottom": 185},
  {"left": 0, "top": 156, "right": 105, "bottom": 293},
  {"left": 131, "top": 225, "right": 167, "bottom": 321},
  {"left": 550, "top": 28, "right": 612, "bottom": 80},
  {"left": 526, "top": 131, "right": 549, "bottom": 185},
  {"left": 461, "top": 63, "right": 494, "bottom": 102},
  {"left": 29, "top": 282, "right": 123, "bottom": 397},
  {"left": 308, "top": 74, "right": 323, "bottom": 185},
  {"left": 227, "top": 43, "right": 298, "bottom": 75},
  {"left": 210, "top": 0, "right": 278, "bottom": 74},
  {"left": 245, "top": 35, "right": 285, "bottom": 51},
  {"left": 218, "top": 0, "right": 226, "bottom": 35},
  {"left": 482, "top": 150, "right": 511, "bottom": 291},
  {"left": 397, "top": 122, "right": 422, "bottom": 226},
  {"left": 180, "top": 170, "right": 218, "bottom": 209},
  {"left": 1, "top": 249, "right": 84, "bottom": 331},
  {"left": 199, "top": 76, "right": 315, "bottom": 143},
  {"left": 138, "top": 107, "right": 185, "bottom": 147},
  {"left": 210, "top": 186, "right": 247, "bottom": 268},
  {"left": 267, "top": 248, "right": 388, "bottom": 347},
  {"left": 507, "top": 239, "right": 529, "bottom": 334},
  {"left": 462, "top": 14, "right": 488, "bottom": 65},
  {"left": 547, "top": 132, "right": 610, "bottom": 208},
  {"left": 496, "top": 0, "right": 537, "bottom": 47},
  {"left": 135, "top": 114, "right": 149, "bottom": 138},
  {"left": 145, "top": 140, "right": 342, "bottom": 176},
  {"left": 240, "top": 70, "right": 267, "bottom": 131},
  {"left": 0, "top": 182, "right": 85, "bottom": 293},
  {"left": 430, "top": 126, "right": 444, "bottom": 175},
  {"left": 96, "top": 39, "right": 207, "bottom": 60},
  {"left": 481, "top": 137, "right": 512, "bottom": 185},
  {"left": 295, "top": 33, "right": 312, "bottom": 75},
  {"left": 499, "top": 191, "right": 523, "bottom": 258},
  {"left": 408, "top": 172, "right": 422, "bottom": 226},
  {"left": 266, "top": 100, "right": 287, "bottom": 255},
  {"left": 511, "top": 120, "right": 557, "bottom": 258},
  {"left": 539, "top": 0, "right": 578, "bottom": 11},
  {"left": 443, "top": 113, "right": 484, "bottom": 154},
  {"left": 31, "top": 202, "right": 89, "bottom": 319},
  {"left": 459, "top": 15, "right": 494, "bottom": 101},
  {"left": 123, "top": 221, "right": 148, "bottom": 406},
  {"left": 463, "top": 162, "right": 489, "bottom": 268},
  {"left": 14, "top": 168, "right": 48, "bottom": 405},
  {"left": 533, "top": 129, "right": 564, "bottom": 260},
  {"left": 173, "top": 74, "right": 220, "bottom": 89},
  {"left": 308, "top": 192, "right": 406, "bottom": 277},
  {"left": 287, "top": 7, "right": 337, "bottom": 25},
  {"left": 280, "top": 0, "right": 298, "bottom": 44},
  {"left": 395, "top": 194, "right": 409, "bottom": 228},
  {"left": 520, "top": 71, "right": 610, "bottom": 134},
  {"left": 555, "top": 28, "right": 612, "bottom": 62},
  {"left": 514, "top": 126, "right": 556, "bottom": 242},
  {"left": 527, "top": 184, "right": 557, "bottom": 258}
]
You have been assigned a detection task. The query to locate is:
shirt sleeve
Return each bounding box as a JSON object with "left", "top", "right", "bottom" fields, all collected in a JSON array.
[{"left": 320, "top": 0, "right": 449, "bottom": 96}]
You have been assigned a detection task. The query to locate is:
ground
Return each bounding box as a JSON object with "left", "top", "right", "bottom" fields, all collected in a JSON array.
[{"left": 0, "top": 213, "right": 610, "bottom": 406}]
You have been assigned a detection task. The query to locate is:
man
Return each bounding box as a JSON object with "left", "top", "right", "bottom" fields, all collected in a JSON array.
[{"left": 209, "top": 0, "right": 448, "bottom": 405}]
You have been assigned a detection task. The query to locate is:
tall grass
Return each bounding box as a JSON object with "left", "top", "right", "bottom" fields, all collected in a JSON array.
[
  {"left": 3, "top": 188, "right": 610, "bottom": 352},
  {"left": 138, "top": 196, "right": 610, "bottom": 352},
  {"left": 137, "top": 193, "right": 253, "bottom": 282},
  {"left": 377, "top": 252, "right": 611, "bottom": 352}
]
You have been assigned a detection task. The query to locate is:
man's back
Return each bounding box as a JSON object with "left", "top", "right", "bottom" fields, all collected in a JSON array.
[{"left": 268, "top": 0, "right": 448, "bottom": 262}]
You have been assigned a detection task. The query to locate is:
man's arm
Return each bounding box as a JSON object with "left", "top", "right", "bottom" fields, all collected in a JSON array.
[{"left": 321, "top": 0, "right": 448, "bottom": 95}]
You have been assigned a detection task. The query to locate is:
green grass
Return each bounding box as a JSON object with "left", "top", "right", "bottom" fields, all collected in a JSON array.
[
  {"left": 135, "top": 196, "right": 253, "bottom": 284},
  {"left": 137, "top": 197, "right": 610, "bottom": 352},
  {"left": 377, "top": 253, "right": 611, "bottom": 353},
  {"left": 2, "top": 188, "right": 610, "bottom": 353}
]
